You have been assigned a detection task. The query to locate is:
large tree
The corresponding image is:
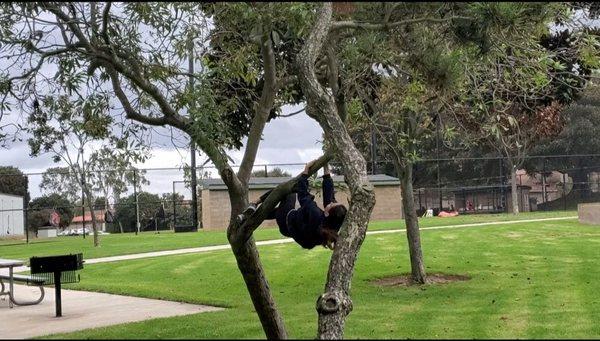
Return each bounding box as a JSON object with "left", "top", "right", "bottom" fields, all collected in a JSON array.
[
  {"left": 26, "top": 93, "right": 115, "bottom": 246},
  {"left": 450, "top": 5, "right": 599, "bottom": 214},
  {"left": 0, "top": 3, "right": 326, "bottom": 337},
  {"left": 87, "top": 145, "right": 150, "bottom": 214},
  {"left": 0, "top": 166, "right": 29, "bottom": 202},
  {"left": 114, "top": 191, "right": 162, "bottom": 232},
  {"left": 28, "top": 193, "right": 73, "bottom": 228},
  {"left": 39, "top": 167, "right": 80, "bottom": 203},
  {"left": 530, "top": 83, "right": 600, "bottom": 198}
]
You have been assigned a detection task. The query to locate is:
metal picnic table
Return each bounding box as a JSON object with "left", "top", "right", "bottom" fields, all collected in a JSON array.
[{"left": 0, "top": 258, "right": 46, "bottom": 308}]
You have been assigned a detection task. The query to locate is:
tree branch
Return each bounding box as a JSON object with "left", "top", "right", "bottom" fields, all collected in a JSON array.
[
  {"left": 237, "top": 24, "right": 278, "bottom": 185},
  {"left": 106, "top": 66, "right": 169, "bottom": 127},
  {"left": 331, "top": 15, "right": 472, "bottom": 32},
  {"left": 278, "top": 106, "right": 305, "bottom": 118},
  {"left": 101, "top": 2, "right": 112, "bottom": 45}
]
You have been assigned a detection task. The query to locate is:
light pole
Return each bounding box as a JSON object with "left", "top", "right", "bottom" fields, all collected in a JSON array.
[{"left": 188, "top": 38, "right": 199, "bottom": 231}]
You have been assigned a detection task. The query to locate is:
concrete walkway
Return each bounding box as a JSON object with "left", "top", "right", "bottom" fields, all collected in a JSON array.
[
  {"left": 0, "top": 284, "right": 223, "bottom": 339},
  {"left": 51, "top": 215, "right": 582, "bottom": 264}
]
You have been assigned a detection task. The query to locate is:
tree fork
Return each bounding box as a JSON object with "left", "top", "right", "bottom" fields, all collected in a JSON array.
[{"left": 297, "top": 4, "right": 376, "bottom": 338}]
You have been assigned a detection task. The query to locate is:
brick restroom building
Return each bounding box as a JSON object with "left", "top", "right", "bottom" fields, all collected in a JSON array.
[{"left": 200, "top": 174, "right": 403, "bottom": 230}]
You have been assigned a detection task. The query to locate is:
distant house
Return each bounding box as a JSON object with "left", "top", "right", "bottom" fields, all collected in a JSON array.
[
  {"left": 516, "top": 169, "right": 571, "bottom": 205},
  {"left": 452, "top": 184, "right": 532, "bottom": 213},
  {"left": 200, "top": 175, "right": 403, "bottom": 230},
  {"left": 0, "top": 192, "right": 24, "bottom": 238},
  {"left": 70, "top": 210, "right": 107, "bottom": 232}
]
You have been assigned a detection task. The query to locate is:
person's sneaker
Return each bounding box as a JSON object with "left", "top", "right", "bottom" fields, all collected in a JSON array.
[
  {"left": 242, "top": 203, "right": 258, "bottom": 216},
  {"left": 236, "top": 204, "right": 258, "bottom": 225}
]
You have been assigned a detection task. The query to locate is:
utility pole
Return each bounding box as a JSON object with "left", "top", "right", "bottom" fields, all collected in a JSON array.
[
  {"left": 188, "top": 38, "right": 199, "bottom": 231},
  {"left": 81, "top": 173, "right": 86, "bottom": 239}
]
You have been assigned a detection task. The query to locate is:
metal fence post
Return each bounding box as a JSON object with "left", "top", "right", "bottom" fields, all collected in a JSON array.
[
  {"left": 499, "top": 158, "right": 505, "bottom": 212},
  {"left": 133, "top": 169, "right": 139, "bottom": 235},
  {"left": 563, "top": 171, "right": 567, "bottom": 211},
  {"left": 24, "top": 196, "right": 28, "bottom": 244},
  {"left": 172, "top": 181, "right": 177, "bottom": 230},
  {"left": 542, "top": 157, "right": 547, "bottom": 210}
]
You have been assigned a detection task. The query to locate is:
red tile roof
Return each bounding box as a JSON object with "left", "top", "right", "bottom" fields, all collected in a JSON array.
[{"left": 71, "top": 210, "right": 106, "bottom": 223}]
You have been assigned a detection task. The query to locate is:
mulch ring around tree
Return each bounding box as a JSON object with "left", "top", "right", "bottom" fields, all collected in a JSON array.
[{"left": 371, "top": 273, "right": 471, "bottom": 287}]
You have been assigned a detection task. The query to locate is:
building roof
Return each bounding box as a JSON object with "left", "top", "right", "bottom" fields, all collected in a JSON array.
[
  {"left": 201, "top": 174, "right": 400, "bottom": 190},
  {"left": 71, "top": 210, "right": 106, "bottom": 224}
]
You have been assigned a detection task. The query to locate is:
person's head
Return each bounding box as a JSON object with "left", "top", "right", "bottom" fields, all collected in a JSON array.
[
  {"left": 320, "top": 203, "right": 347, "bottom": 249},
  {"left": 324, "top": 202, "right": 347, "bottom": 230}
]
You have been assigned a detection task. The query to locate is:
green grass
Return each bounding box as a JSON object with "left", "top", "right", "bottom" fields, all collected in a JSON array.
[
  {"left": 1, "top": 210, "right": 575, "bottom": 261},
  {"left": 41, "top": 215, "right": 599, "bottom": 339}
]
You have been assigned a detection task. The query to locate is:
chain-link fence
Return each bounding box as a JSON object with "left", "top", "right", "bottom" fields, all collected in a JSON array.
[
  {"left": 397, "top": 154, "right": 600, "bottom": 216},
  {"left": 1, "top": 154, "right": 598, "bottom": 241}
]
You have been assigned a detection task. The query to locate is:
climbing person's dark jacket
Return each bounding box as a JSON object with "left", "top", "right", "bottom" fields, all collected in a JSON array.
[{"left": 287, "top": 173, "right": 336, "bottom": 249}]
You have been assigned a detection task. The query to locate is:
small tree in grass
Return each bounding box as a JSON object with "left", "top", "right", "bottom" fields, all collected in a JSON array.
[
  {"left": 39, "top": 167, "right": 80, "bottom": 204},
  {"left": 26, "top": 94, "right": 112, "bottom": 247}
]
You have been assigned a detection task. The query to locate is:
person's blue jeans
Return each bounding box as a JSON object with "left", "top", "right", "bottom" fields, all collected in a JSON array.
[{"left": 259, "top": 190, "right": 296, "bottom": 237}]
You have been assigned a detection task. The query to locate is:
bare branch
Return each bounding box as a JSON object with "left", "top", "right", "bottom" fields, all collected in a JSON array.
[
  {"left": 331, "top": 15, "right": 472, "bottom": 32},
  {"left": 278, "top": 106, "right": 305, "bottom": 118},
  {"left": 237, "top": 23, "right": 279, "bottom": 185}
]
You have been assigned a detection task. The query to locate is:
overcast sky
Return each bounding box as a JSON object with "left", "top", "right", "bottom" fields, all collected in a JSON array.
[
  {"left": 1, "top": 102, "right": 323, "bottom": 199},
  {"left": 1, "top": 6, "right": 597, "bottom": 201}
]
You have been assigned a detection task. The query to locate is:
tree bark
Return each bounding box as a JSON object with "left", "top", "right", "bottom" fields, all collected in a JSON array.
[
  {"left": 222, "top": 167, "right": 288, "bottom": 340},
  {"left": 397, "top": 162, "right": 427, "bottom": 284},
  {"left": 83, "top": 186, "right": 99, "bottom": 247},
  {"left": 297, "top": 3, "right": 376, "bottom": 338}
]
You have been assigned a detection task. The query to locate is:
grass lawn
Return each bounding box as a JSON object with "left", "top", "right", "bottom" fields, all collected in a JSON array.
[
  {"left": 40, "top": 216, "right": 599, "bottom": 339},
  {"left": 1, "top": 210, "right": 575, "bottom": 261}
]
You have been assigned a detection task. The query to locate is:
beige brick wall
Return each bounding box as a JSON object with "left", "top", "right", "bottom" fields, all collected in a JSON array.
[
  {"left": 201, "top": 184, "right": 403, "bottom": 230},
  {"left": 578, "top": 203, "right": 600, "bottom": 225}
]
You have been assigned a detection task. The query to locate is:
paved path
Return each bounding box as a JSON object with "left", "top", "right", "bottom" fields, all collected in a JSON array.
[
  {"left": 0, "top": 284, "right": 223, "bottom": 339},
  {"left": 3, "top": 216, "right": 577, "bottom": 275},
  {"left": 61, "top": 215, "right": 581, "bottom": 264}
]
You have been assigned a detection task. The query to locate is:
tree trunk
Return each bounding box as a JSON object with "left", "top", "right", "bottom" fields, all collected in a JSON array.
[
  {"left": 509, "top": 161, "right": 519, "bottom": 215},
  {"left": 297, "top": 3, "right": 376, "bottom": 338},
  {"left": 223, "top": 170, "right": 288, "bottom": 339},
  {"left": 113, "top": 188, "right": 124, "bottom": 233},
  {"left": 398, "top": 162, "right": 427, "bottom": 284},
  {"left": 229, "top": 235, "right": 288, "bottom": 339},
  {"left": 83, "top": 187, "right": 100, "bottom": 247}
]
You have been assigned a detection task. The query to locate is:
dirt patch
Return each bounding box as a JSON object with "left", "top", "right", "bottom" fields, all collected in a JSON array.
[{"left": 371, "top": 273, "right": 471, "bottom": 287}]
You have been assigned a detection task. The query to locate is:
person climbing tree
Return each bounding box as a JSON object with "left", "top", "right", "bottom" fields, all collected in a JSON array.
[{"left": 238, "top": 160, "right": 347, "bottom": 250}]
